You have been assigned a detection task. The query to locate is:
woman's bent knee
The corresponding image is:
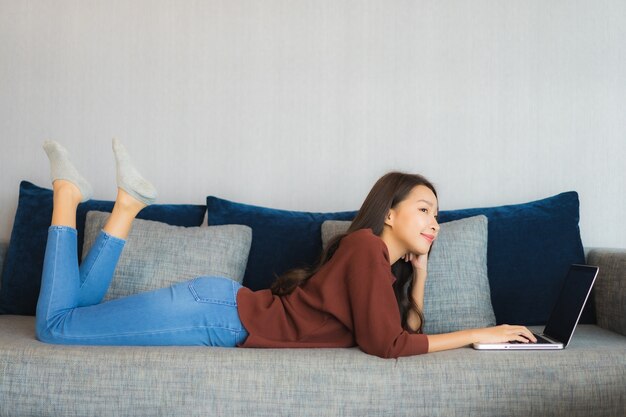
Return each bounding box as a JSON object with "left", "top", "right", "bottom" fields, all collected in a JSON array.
[
  {"left": 35, "top": 320, "right": 57, "bottom": 344},
  {"left": 35, "top": 312, "right": 69, "bottom": 344}
]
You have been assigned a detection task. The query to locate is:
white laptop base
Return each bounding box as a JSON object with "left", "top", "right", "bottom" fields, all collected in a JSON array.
[{"left": 473, "top": 333, "right": 563, "bottom": 350}]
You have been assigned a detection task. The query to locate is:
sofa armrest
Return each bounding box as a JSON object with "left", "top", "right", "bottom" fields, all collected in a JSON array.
[{"left": 587, "top": 248, "right": 626, "bottom": 337}]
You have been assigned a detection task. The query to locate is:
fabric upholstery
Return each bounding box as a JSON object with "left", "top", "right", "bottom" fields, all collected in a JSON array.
[
  {"left": 83, "top": 211, "right": 252, "bottom": 300},
  {"left": 321, "top": 216, "right": 496, "bottom": 334},
  {"left": 1, "top": 315, "right": 624, "bottom": 417},
  {"left": 206, "top": 195, "right": 355, "bottom": 291},
  {"left": 587, "top": 248, "right": 626, "bottom": 337},
  {"left": 0, "top": 181, "right": 206, "bottom": 315}
]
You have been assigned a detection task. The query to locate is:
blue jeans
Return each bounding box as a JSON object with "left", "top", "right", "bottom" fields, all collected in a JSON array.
[{"left": 35, "top": 225, "right": 249, "bottom": 346}]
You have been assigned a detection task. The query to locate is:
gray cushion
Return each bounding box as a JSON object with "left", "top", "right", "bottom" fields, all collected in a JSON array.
[
  {"left": 82, "top": 211, "right": 252, "bottom": 301},
  {"left": 321, "top": 216, "right": 496, "bottom": 334}
]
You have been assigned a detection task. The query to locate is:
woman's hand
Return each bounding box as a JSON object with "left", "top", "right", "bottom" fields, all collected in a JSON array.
[
  {"left": 402, "top": 252, "right": 428, "bottom": 273},
  {"left": 474, "top": 324, "right": 537, "bottom": 344},
  {"left": 427, "top": 324, "right": 538, "bottom": 352}
]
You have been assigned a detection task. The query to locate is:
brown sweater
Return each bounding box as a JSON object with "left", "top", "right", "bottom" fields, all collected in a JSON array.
[{"left": 236, "top": 228, "right": 429, "bottom": 358}]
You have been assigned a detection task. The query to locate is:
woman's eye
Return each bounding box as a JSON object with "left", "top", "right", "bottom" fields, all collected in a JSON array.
[{"left": 419, "top": 208, "right": 428, "bottom": 213}]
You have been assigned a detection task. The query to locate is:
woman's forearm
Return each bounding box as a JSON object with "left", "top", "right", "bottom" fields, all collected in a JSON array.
[
  {"left": 426, "top": 329, "right": 479, "bottom": 352},
  {"left": 426, "top": 324, "right": 539, "bottom": 352}
]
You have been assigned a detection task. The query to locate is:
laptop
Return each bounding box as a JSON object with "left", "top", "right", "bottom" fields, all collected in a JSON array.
[{"left": 473, "top": 264, "right": 599, "bottom": 350}]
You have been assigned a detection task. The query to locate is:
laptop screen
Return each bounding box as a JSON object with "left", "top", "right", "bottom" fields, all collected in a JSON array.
[{"left": 543, "top": 264, "right": 599, "bottom": 346}]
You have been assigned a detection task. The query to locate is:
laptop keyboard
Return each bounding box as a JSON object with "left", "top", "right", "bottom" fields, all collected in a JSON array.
[{"left": 510, "top": 333, "right": 554, "bottom": 344}]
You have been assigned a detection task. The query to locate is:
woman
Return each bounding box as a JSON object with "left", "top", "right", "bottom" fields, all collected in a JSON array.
[{"left": 36, "top": 140, "right": 536, "bottom": 358}]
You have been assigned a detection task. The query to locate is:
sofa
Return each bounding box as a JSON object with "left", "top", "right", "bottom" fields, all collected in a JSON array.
[{"left": 0, "top": 181, "right": 625, "bottom": 416}]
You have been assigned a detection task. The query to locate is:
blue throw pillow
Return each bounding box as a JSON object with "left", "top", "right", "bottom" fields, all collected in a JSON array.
[
  {"left": 438, "top": 191, "right": 591, "bottom": 326},
  {"left": 206, "top": 196, "right": 356, "bottom": 291},
  {"left": 0, "top": 181, "right": 207, "bottom": 315}
]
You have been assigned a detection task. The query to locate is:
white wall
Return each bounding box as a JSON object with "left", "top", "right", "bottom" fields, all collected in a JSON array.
[{"left": 1, "top": 0, "right": 625, "bottom": 248}]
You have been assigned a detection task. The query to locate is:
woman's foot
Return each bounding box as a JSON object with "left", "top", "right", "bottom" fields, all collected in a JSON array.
[
  {"left": 43, "top": 140, "right": 93, "bottom": 202},
  {"left": 112, "top": 138, "right": 157, "bottom": 206}
]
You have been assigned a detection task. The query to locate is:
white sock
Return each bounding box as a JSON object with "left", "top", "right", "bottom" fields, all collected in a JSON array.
[
  {"left": 112, "top": 138, "right": 157, "bottom": 206},
  {"left": 43, "top": 140, "right": 93, "bottom": 202}
]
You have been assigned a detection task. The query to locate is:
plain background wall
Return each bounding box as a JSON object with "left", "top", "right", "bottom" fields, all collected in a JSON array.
[{"left": 1, "top": 0, "right": 624, "bottom": 248}]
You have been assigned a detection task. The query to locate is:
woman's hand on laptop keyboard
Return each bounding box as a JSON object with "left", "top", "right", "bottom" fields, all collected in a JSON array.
[
  {"left": 428, "top": 324, "right": 538, "bottom": 352},
  {"left": 473, "top": 324, "right": 538, "bottom": 344}
]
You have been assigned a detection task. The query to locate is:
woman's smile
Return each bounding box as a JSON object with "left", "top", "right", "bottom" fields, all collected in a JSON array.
[{"left": 421, "top": 233, "right": 435, "bottom": 244}]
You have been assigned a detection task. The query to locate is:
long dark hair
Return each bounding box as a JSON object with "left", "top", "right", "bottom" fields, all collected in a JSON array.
[{"left": 270, "top": 171, "right": 438, "bottom": 333}]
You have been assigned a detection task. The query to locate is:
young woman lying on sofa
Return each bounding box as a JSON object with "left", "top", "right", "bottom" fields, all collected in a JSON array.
[{"left": 35, "top": 140, "right": 536, "bottom": 358}]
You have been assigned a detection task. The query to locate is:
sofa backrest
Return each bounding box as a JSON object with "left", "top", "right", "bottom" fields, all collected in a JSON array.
[{"left": 0, "top": 239, "right": 594, "bottom": 295}]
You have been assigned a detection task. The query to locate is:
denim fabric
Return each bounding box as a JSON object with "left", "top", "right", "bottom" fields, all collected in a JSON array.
[{"left": 36, "top": 226, "right": 248, "bottom": 346}]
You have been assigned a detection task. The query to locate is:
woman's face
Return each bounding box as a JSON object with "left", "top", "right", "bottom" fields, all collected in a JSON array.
[{"left": 386, "top": 185, "right": 440, "bottom": 255}]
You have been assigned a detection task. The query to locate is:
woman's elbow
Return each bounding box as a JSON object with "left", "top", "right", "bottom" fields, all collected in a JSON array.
[{"left": 359, "top": 342, "right": 403, "bottom": 359}]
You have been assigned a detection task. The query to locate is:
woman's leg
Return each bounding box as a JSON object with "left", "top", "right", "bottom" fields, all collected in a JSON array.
[
  {"left": 37, "top": 224, "right": 247, "bottom": 346},
  {"left": 36, "top": 140, "right": 130, "bottom": 329},
  {"left": 78, "top": 138, "right": 157, "bottom": 305},
  {"left": 39, "top": 275, "right": 249, "bottom": 346},
  {"left": 46, "top": 179, "right": 125, "bottom": 308},
  {"left": 36, "top": 139, "right": 131, "bottom": 333},
  {"left": 76, "top": 189, "right": 146, "bottom": 306},
  {"left": 43, "top": 139, "right": 154, "bottom": 307},
  {"left": 37, "top": 141, "right": 248, "bottom": 346}
]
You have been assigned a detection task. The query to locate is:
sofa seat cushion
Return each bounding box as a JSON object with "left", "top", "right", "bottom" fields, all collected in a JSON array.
[{"left": 1, "top": 315, "right": 624, "bottom": 417}]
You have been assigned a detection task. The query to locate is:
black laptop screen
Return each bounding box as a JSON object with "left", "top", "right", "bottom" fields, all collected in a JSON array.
[{"left": 544, "top": 265, "right": 598, "bottom": 345}]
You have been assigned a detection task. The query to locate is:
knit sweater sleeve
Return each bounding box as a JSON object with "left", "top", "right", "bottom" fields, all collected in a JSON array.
[{"left": 346, "top": 255, "right": 429, "bottom": 359}]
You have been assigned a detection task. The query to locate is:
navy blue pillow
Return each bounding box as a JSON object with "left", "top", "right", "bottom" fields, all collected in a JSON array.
[
  {"left": 0, "top": 181, "right": 207, "bottom": 315},
  {"left": 439, "top": 191, "right": 592, "bottom": 326},
  {"left": 206, "top": 196, "right": 356, "bottom": 291}
]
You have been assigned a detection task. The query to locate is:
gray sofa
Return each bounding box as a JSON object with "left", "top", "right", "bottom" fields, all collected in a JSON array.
[{"left": 1, "top": 241, "right": 625, "bottom": 416}]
